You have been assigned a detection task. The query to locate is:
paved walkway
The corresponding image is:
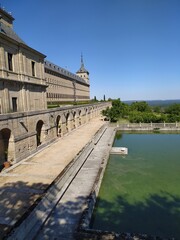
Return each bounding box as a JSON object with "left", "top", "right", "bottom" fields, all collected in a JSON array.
[
  {"left": 0, "top": 118, "right": 105, "bottom": 239},
  {"left": 34, "top": 126, "right": 115, "bottom": 240}
]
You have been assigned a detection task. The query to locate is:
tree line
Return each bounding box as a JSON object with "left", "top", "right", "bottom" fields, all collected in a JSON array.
[{"left": 102, "top": 99, "right": 180, "bottom": 123}]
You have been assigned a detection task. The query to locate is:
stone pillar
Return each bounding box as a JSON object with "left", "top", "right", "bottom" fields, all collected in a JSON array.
[
  {"left": 0, "top": 47, "right": 4, "bottom": 78},
  {"left": 41, "top": 125, "right": 48, "bottom": 144},
  {"left": 43, "top": 90, "right": 47, "bottom": 109},
  {"left": 7, "top": 137, "right": 15, "bottom": 163},
  {"left": 78, "top": 116, "right": 81, "bottom": 126},
  {"left": 0, "top": 132, "right": 5, "bottom": 164},
  {"left": 26, "top": 88, "right": 30, "bottom": 111},
  {"left": 3, "top": 85, "right": 10, "bottom": 113},
  {"left": 62, "top": 122, "right": 67, "bottom": 135},
  {"left": 74, "top": 117, "right": 78, "bottom": 129},
  {"left": 67, "top": 119, "right": 72, "bottom": 132},
  {"left": 20, "top": 84, "right": 28, "bottom": 111},
  {"left": 82, "top": 114, "right": 86, "bottom": 124},
  {"left": 17, "top": 47, "right": 24, "bottom": 80}
]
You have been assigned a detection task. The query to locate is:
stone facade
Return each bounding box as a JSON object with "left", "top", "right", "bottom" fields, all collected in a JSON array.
[
  {"left": 0, "top": 7, "right": 90, "bottom": 112},
  {"left": 45, "top": 60, "right": 90, "bottom": 104},
  {"left": 0, "top": 8, "right": 106, "bottom": 168},
  {"left": 0, "top": 8, "right": 47, "bottom": 114}
]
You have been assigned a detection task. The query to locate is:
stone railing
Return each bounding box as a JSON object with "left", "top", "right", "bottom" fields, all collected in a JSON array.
[{"left": 114, "top": 122, "right": 180, "bottom": 131}]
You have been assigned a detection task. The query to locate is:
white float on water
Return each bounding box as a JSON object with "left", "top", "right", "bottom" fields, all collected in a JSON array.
[{"left": 110, "top": 147, "right": 128, "bottom": 155}]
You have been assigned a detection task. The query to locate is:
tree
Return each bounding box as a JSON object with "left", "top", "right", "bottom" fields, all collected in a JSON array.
[
  {"left": 164, "top": 104, "right": 180, "bottom": 122},
  {"left": 102, "top": 99, "right": 129, "bottom": 122},
  {"left": 153, "top": 106, "right": 161, "bottom": 113},
  {"left": 130, "top": 101, "right": 151, "bottom": 112},
  {"left": 165, "top": 104, "right": 180, "bottom": 115},
  {"left": 102, "top": 99, "right": 179, "bottom": 123}
]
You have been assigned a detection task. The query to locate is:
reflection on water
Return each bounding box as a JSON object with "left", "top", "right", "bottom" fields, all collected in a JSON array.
[
  {"left": 115, "top": 132, "right": 123, "bottom": 140},
  {"left": 91, "top": 132, "right": 180, "bottom": 238}
]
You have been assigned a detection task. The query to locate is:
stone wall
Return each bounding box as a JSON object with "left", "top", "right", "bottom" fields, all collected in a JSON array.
[{"left": 0, "top": 102, "right": 110, "bottom": 165}]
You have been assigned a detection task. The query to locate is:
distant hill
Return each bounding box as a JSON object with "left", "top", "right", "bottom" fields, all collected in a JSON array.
[{"left": 123, "top": 99, "right": 180, "bottom": 107}]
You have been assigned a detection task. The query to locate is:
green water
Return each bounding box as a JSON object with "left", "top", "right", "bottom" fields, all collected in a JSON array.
[{"left": 91, "top": 132, "right": 180, "bottom": 238}]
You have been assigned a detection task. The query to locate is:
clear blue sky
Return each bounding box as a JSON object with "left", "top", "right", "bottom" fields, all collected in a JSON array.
[{"left": 1, "top": 0, "right": 180, "bottom": 101}]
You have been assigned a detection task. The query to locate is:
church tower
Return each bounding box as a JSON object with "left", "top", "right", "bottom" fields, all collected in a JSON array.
[{"left": 76, "top": 54, "right": 89, "bottom": 84}]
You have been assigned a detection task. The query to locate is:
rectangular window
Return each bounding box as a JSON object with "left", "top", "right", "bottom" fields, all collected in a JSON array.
[
  {"left": 8, "top": 53, "right": 13, "bottom": 71},
  {"left": 12, "top": 97, "right": 17, "bottom": 112},
  {"left": 31, "top": 61, "right": 35, "bottom": 76}
]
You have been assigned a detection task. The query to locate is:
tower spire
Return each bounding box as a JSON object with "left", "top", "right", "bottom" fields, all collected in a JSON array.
[
  {"left": 81, "top": 53, "right": 84, "bottom": 68},
  {"left": 76, "top": 54, "right": 89, "bottom": 83}
]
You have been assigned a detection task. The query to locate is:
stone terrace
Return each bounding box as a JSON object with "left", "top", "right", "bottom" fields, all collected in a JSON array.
[{"left": 0, "top": 117, "right": 106, "bottom": 239}]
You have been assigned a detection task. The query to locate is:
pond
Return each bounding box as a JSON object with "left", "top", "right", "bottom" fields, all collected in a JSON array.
[{"left": 90, "top": 132, "right": 180, "bottom": 238}]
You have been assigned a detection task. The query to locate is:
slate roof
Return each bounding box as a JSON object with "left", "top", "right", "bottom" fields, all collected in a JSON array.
[
  {"left": 0, "top": 21, "right": 26, "bottom": 44},
  {"left": 76, "top": 54, "right": 89, "bottom": 74},
  {"left": 76, "top": 64, "right": 89, "bottom": 74},
  {"left": 45, "top": 60, "right": 89, "bottom": 86}
]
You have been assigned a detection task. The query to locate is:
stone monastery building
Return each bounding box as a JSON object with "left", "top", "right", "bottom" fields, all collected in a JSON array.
[
  {"left": 0, "top": 7, "right": 110, "bottom": 168},
  {"left": 0, "top": 7, "right": 90, "bottom": 114},
  {"left": 45, "top": 56, "right": 89, "bottom": 104}
]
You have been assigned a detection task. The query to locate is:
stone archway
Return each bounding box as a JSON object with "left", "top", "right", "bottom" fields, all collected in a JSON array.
[
  {"left": 56, "top": 115, "right": 62, "bottom": 137},
  {"left": 36, "top": 120, "right": 44, "bottom": 146},
  {"left": 0, "top": 128, "right": 14, "bottom": 167}
]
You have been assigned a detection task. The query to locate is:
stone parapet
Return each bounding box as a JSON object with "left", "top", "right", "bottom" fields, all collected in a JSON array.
[{"left": 0, "top": 102, "right": 111, "bottom": 166}]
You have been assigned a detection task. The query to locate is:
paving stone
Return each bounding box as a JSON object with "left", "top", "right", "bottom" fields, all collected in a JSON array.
[
  {"left": 0, "top": 118, "right": 105, "bottom": 239},
  {"left": 35, "top": 126, "right": 115, "bottom": 239}
]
